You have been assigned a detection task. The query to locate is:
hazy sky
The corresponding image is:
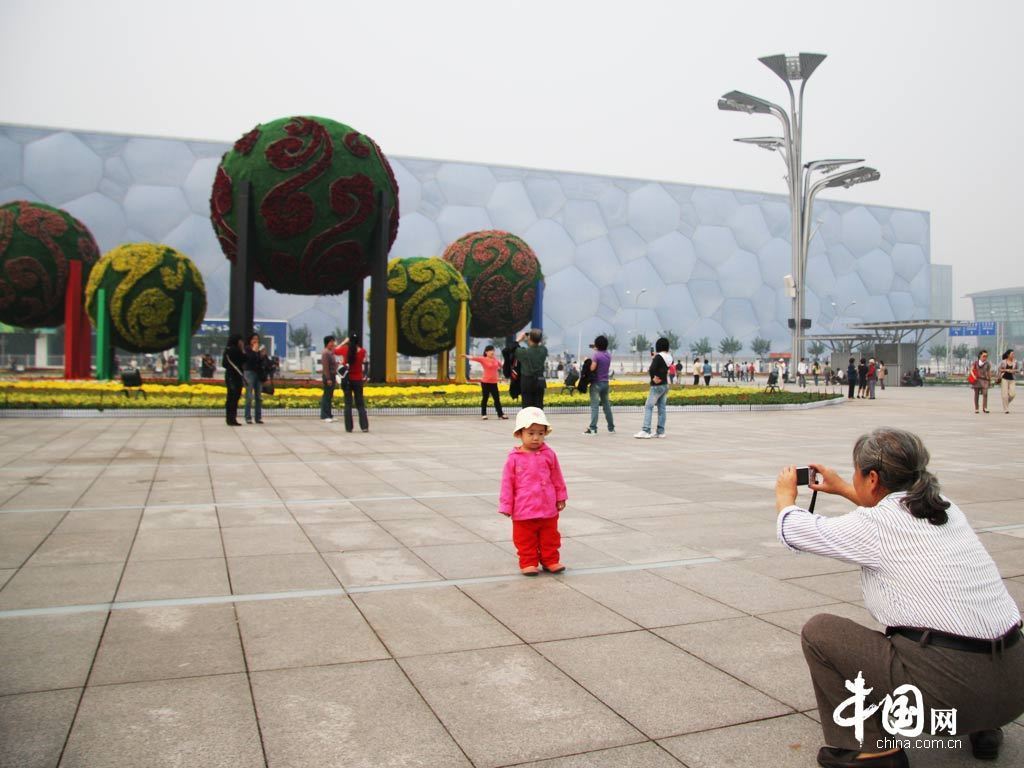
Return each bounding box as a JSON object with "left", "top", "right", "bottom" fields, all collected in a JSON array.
[{"left": 2, "top": 0, "right": 1021, "bottom": 318}]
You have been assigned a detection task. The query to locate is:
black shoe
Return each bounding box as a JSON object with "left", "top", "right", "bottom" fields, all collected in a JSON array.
[
  {"left": 361, "top": 428, "right": 369, "bottom": 432},
  {"left": 816, "top": 747, "right": 908, "bottom": 768},
  {"left": 228, "top": 421, "right": 241, "bottom": 426},
  {"left": 255, "top": 420, "right": 264, "bottom": 424},
  {"left": 970, "top": 729, "right": 1002, "bottom": 760}
]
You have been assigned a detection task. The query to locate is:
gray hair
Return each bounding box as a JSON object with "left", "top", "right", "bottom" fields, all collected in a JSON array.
[{"left": 852, "top": 428, "right": 949, "bottom": 525}]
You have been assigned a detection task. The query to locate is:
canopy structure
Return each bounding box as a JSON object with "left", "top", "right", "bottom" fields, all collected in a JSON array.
[{"left": 845, "top": 320, "right": 972, "bottom": 348}]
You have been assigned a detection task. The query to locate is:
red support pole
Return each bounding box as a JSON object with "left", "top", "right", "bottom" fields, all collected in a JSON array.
[{"left": 63, "top": 260, "right": 91, "bottom": 379}]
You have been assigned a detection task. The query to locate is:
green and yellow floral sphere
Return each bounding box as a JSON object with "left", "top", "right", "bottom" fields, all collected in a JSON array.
[
  {"left": 0, "top": 201, "right": 100, "bottom": 328},
  {"left": 84, "top": 243, "right": 207, "bottom": 353},
  {"left": 386, "top": 257, "right": 470, "bottom": 357},
  {"left": 210, "top": 115, "right": 399, "bottom": 296},
  {"left": 442, "top": 230, "right": 542, "bottom": 338}
]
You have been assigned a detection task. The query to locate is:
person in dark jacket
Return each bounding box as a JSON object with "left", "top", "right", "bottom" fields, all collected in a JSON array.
[
  {"left": 243, "top": 332, "right": 264, "bottom": 424},
  {"left": 856, "top": 357, "right": 869, "bottom": 399},
  {"left": 634, "top": 337, "right": 672, "bottom": 439},
  {"left": 514, "top": 329, "right": 548, "bottom": 409},
  {"left": 846, "top": 357, "right": 857, "bottom": 400},
  {"left": 222, "top": 335, "right": 245, "bottom": 426}
]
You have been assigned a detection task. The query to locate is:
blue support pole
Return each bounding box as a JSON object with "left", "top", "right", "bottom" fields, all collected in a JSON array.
[{"left": 531, "top": 280, "right": 544, "bottom": 330}]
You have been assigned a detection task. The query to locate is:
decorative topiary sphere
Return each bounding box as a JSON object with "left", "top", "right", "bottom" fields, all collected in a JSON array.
[
  {"left": 0, "top": 201, "right": 100, "bottom": 328},
  {"left": 85, "top": 243, "right": 207, "bottom": 353},
  {"left": 210, "top": 115, "right": 399, "bottom": 296},
  {"left": 442, "top": 230, "right": 541, "bottom": 338},
  {"left": 386, "top": 257, "right": 470, "bottom": 357}
]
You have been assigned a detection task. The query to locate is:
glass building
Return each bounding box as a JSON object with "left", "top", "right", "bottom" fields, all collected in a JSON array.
[{"left": 967, "top": 287, "right": 1024, "bottom": 347}]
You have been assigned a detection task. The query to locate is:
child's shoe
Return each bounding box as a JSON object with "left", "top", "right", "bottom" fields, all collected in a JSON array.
[
  {"left": 543, "top": 563, "right": 566, "bottom": 574},
  {"left": 520, "top": 566, "right": 540, "bottom": 576}
]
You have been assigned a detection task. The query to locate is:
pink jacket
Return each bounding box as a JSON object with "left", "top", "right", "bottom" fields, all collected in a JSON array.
[{"left": 498, "top": 443, "right": 567, "bottom": 520}]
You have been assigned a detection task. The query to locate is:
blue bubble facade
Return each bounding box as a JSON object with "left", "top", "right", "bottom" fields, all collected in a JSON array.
[{"left": 0, "top": 124, "right": 931, "bottom": 354}]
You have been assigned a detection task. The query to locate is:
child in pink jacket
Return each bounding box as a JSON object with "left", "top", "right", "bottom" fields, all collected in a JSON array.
[{"left": 499, "top": 407, "right": 568, "bottom": 576}]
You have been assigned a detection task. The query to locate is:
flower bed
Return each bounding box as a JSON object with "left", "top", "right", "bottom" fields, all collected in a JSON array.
[{"left": 0, "top": 379, "right": 840, "bottom": 410}]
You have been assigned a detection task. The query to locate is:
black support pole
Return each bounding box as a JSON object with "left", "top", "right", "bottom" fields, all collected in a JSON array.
[
  {"left": 229, "top": 181, "right": 255, "bottom": 340},
  {"left": 348, "top": 270, "right": 365, "bottom": 357},
  {"left": 368, "top": 190, "right": 390, "bottom": 382}
]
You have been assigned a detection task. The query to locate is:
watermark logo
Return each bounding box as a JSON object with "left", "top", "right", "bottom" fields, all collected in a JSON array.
[{"left": 833, "top": 672, "right": 958, "bottom": 747}]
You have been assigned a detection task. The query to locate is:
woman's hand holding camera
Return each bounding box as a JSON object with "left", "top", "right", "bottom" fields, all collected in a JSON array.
[
  {"left": 776, "top": 463, "right": 858, "bottom": 511},
  {"left": 807, "top": 463, "right": 857, "bottom": 503}
]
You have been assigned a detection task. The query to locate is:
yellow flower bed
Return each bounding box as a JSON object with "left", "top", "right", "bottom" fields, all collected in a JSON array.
[{"left": 0, "top": 379, "right": 833, "bottom": 410}]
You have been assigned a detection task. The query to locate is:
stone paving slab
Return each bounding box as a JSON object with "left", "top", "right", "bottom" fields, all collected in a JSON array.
[
  {"left": 399, "top": 645, "right": 642, "bottom": 767},
  {"left": 0, "top": 387, "right": 1022, "bottom": 766},
  {"left": 537, "top": 630, "right": 791, "bottom": 738},
  {"left": 251, "top": 660, "right": 473, "bottom": 768},
  {"left": 61, "top": 674, "right": 264, "bottom": 768}
]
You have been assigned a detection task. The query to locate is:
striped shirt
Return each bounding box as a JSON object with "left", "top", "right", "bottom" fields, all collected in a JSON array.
[{"left": 777, "top": 492, "right": 1020, "bottom": 639}]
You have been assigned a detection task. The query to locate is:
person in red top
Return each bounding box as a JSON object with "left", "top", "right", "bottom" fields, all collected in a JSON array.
[
  {"left": 334, "top": 333, "right": 369, "bottom": 432},
  {"left": 461, "top": 345, "right": 508, "bottom": 420}
]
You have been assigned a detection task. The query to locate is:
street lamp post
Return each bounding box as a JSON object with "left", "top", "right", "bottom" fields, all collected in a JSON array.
[
  {"left": 719, "top": 54, "right": 880, "bottom": 363},
  {"left": 626, "top": 288, "right": 647, "bottom": 372}
]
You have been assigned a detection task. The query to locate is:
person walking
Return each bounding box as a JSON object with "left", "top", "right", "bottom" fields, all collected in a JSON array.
[
  {"left": 877, "top": 360, "right": 887, "bottom": 390},
  {"left": 702, "top": 358, "right": 712, "bottom": 386},
  {"left": 812, "top": 360, "right": 821, "bottom": 387},
  {"left": 867, "top": 358, "right": 878, "bottom": 400},
  {"left": 797, "top": 358, "right": 808, "bottom": 388},
  {"left": 222, "top": 334, "right": 245, "bottom": 426},
  {"left": 692, "top": 357, "right": 702, "bottom": 386},
  {"left": 970, "top": 349, "right": 993, "bottom": 414},
  {"left": 634, "top": 337, "right": 671, "bottom": 439},
  {"left": 462, "top": 345, "right": 507, "bottom": 420},
  {"left": 514, "top": 329, "right": 548, "bottom": 409},
  {"left": 583, "top": 335, "right": 614, "bottom": 434},
  {"left": 846, "top": 357, "right": 857, "bottom": 400},
  {"left": 320, "top": 335, "right": 338, "bottom": 422},
  {"left": 999, "top": 350, "right": 1017, "bottom": 413},
  {"left": 336, "top": 333, "right": 369, "bottom": 432},
  {"left": 243, "top": 332, "right": 264, "bottom": 424}
]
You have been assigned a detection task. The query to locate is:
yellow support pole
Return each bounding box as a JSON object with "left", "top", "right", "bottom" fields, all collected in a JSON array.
[
  {"left": 438, "top": 349, "right": 449, "bottom": 382},
  {"left": 385, "top": 298, "right": 398, "bottom": 383},
  {"left": 454, "top": 299, "right": 468, "bottom": 384}
]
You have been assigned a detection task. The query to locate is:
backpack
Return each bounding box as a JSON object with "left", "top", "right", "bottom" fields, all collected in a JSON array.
[{"left": 576, "top": 358, "right": 593, "bottom": 394}]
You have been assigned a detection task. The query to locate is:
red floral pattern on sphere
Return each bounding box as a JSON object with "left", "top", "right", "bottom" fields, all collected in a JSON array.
[
  {"left": 0, "top": 201, "right": 99, "bottom": 328},
  {"left": 210, "top": 116, "right": 399, "bottom": 296},
  {"left": 442, "top": 230, "right": 542, "bottom": 338}
]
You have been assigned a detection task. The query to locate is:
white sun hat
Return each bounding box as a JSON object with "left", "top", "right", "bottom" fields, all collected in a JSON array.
[{"left": 514, "top": 407, "right": 552, "bottom": 435}]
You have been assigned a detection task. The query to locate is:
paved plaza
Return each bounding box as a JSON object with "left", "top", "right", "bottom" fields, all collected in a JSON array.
[{"left": 0, "top": 386, "right": 1022, "bottom": 767}]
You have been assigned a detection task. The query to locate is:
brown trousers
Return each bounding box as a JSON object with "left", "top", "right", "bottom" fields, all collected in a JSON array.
[{"left": 801, "top": 614, "right": 1024, "bottom": 751}]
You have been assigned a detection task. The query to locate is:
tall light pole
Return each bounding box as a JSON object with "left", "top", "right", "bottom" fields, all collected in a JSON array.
[
  {"left": 626, "top": 288, "right": 647, "bottom": 371},
  {"left": 719, "top": 54, "right": 880, "bottom": 363}
]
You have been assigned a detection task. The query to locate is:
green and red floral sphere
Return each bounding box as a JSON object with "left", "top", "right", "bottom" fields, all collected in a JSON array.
[
  {"left": 0, "top": 200, "right": 99, "bottom": 328},
  {"left": 442, "top": 230, "right": 541, "bottom": 338},
  {"left": 386, "top": 257, "right": 470, "bottom": 357},
  {"left": 85, "top": 243, "right": 207, "bottom": 353},
  {"left": 210, "top": 115, "right": 399, "bottom": 296}
]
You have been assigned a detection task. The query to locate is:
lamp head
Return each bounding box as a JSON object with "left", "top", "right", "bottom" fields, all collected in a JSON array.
[
  {"left": 822, "top": 167, "right": 880, "bottom": 190},
  {"left": 718, "top": 90, "right": 775, "bottom": 115},
  {"left": 759, "top": 53, "right": 827, "bottom": 82}
]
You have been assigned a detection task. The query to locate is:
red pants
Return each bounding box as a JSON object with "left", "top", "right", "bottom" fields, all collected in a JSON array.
[{"left": 512, "top": 516, "right": 561, "bottom": 569}]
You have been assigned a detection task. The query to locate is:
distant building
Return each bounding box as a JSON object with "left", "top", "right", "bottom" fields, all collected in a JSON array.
[
  {"left": 930, "top": 264, "right": 953, "bottom": 319},
  {"left": 966, "top": 287, "right": 1024, "bottom": 346}
]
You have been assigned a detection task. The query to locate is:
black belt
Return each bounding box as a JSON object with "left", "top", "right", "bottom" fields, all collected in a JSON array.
[{"left": 886, "top": 623, "right": 1022, "bottom": 654}]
